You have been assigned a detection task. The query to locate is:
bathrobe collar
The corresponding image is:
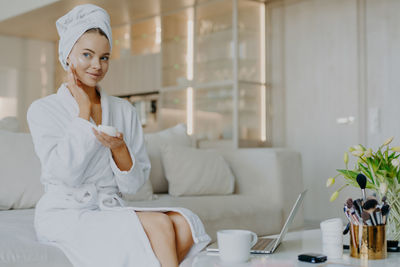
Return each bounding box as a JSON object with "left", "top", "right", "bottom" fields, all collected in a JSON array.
[{"left": 57, "top": 83, "right": 110, "bottom": 126}]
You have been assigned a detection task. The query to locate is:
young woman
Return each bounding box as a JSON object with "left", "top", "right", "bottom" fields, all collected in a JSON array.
[{"left": 27, "top": 4, "right": 210, "bottom": 267}]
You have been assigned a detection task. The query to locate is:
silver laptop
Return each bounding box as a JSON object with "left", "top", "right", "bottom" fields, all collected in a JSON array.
[{"left": 206, "top": 190, "right": 307, "bottom": 254}]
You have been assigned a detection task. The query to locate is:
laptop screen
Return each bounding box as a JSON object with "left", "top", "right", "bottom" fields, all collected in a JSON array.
[{"left": 271, "top": 190, "right": 307, "bottom": 251}]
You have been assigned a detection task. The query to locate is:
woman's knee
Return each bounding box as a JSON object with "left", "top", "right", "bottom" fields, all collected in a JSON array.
[
  {"left": 167, "top": 212, "right": 193, "bottom": 243},
  {"left": 138, "top": 212, "right": 175, "bottom": 239},
  {"left": 168, "top": 212, "right": 189, "bottom": 230},
  {"left": 153, "top": 213, "right": 174, "bottom": 233}
]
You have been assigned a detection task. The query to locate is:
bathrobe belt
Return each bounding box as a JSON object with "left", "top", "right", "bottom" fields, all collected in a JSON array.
[{"left": 45, "top": 183, "right": 125, "bottom": 210}]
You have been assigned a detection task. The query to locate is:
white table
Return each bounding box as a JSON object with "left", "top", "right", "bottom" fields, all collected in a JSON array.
[{"left": 188, "top": 229, "right": 400, "bottom": 267}]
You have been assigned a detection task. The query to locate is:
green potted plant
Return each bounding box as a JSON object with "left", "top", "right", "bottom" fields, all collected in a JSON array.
[{"left": 327, "top": 137, "right": 400, "bottom": 240}]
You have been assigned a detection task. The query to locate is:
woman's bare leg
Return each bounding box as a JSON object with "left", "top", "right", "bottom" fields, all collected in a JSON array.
[
  {"left": 137, "top": 211, "right": 179, "bottom": 267},
  {"left": 166, "top": 211, "right": 194, "bottom": 263}
]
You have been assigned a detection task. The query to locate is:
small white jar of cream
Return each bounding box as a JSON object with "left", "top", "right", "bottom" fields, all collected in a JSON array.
[{"left": 98, "top": 125, "right": 117, "bottom": 137}]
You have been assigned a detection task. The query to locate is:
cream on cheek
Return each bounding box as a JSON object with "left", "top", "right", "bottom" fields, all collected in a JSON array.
[
  {"left": 70, "top": 54, "right": 91, "bottom": 81},
  {"left": 77, "top": 55, "right": 87, "bottom": 65},
  {"left": 68, "top": 54, "right": 84, "bottom": 71},
  {"left": 75, "top": 54, "right": 90, "bottom": 68}
]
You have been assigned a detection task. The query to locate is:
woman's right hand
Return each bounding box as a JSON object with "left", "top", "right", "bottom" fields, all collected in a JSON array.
[{"left": 67, "top": 64, "right": 91, "bottom": 120}]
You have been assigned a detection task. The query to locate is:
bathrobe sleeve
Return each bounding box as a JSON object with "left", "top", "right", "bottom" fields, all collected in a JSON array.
[
  {"left": 109, "top": 104, "right": 151, "bottom": 195},
  {"left": 27, "top": 101, "right": 100, "bottom": 187}
]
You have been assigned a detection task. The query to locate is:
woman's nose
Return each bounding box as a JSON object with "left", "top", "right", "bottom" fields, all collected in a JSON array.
[{"left": 91, "top": 58, "right": 101, "bottom": 69}]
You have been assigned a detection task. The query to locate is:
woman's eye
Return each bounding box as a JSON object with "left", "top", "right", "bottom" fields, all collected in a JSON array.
[
  {"left": 83, "top": 52, "right": 91, "bottom": 58},
  {"left": 101, "top": 56, "right": 109, "bottom": 61}
]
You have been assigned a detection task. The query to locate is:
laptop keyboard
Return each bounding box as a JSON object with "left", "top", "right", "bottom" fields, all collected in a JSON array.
[{"left": 252, "top": 238, "right": 275, "bottom": 251}]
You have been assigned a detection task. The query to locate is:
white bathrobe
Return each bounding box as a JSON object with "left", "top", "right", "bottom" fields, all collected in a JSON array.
[{"left": 27, "top": 83, "right": 211, "bottom": 267}]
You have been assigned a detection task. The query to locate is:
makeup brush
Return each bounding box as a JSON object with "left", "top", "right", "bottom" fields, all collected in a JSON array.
[
  {"left": 356, "top": 173, "right": 367, "bottom": 202},
  {"left": 346, "top": 198, "right": 353, "bottom": 207},
  {"left": 362, "top": 199, "right": 378, "bottom": 210},
  {"left": 353, "top": 199, "right": 363, "bottom": 219},
  {"left": 361, "top": 211, "right": 373, "bottom": 226},
  {"left": 375, "top": 208, "right": 382, "bottom": 225},
  {"left": 349, "top": 222, "right": 357, "bottom": 249},
  {"left": 346, "top": 199, "right": 360, "bottom": 224},
  {"left": 343, "top": 202, "right": 359, "bottom": 250},
  {"left": 380, "top": 196, "right": 387, "bottom": 208},
  {"left": 363, "top": 199, "right": 378, "bottom": 225},
  {"left": 344, "top": 204, "right": 358, "bottom": 249},
  {"left": 343, "top": 205, "right": 353, "bottom": 235},
  {"left": 382, "top": 204, "right": 390, "bottom": 224},
  {"left": 358, "top": 217, "right": 363, "bottom": 253},
  {"left": 372, "top": 210, "right": 379, "bottom": 226},
  {"left": 350, "top": 199, "right": 358, "bottom": 215},
  {"left": 343, "top": 222, "right": 350, "bottom": 235},
  {"left": 343, "top": 206, "right": 354, "bottom": 224}
]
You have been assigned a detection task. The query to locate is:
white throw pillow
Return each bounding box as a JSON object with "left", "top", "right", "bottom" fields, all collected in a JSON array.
[
  {"left": 161, "top": 145, "right": 235, "bottom": 196},
  {"left": 0, "top": 130, "right": 43, "bottom": 210},
  {"left": 0, "top": 117, "right": 19, "bottom": 132},
  {"left": 144, "top": 124, "right": 193, "bottom": 193}
]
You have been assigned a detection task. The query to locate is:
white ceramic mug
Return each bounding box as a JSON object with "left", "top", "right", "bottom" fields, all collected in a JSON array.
[
  {"left": 217, "top": 229, "right": 258, "bottom": 263},
  {"left": 98, "top": 125, "right": 117, "bottom": 137}
]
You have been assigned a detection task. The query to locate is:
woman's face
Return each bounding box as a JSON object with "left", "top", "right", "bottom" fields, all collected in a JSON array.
[{"left": 67, "top": 32, "right": 110, "bottom": 87}]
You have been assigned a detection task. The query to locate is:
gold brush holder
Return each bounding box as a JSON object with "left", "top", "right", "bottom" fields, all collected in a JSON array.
[{"left": 350, "top": 224, "right": 387, "bottom": 259}]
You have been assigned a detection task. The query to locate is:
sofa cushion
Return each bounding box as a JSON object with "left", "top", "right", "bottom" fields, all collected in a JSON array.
[
  {"left": 121, "top": 179, "right": 154, "bottom": 201},
  {"left": 0, "top": 116, "right": 19, "bottom": 132},
  {"left": 161, "top": 145, "right": 235, "bottom": 196},
  {"left": 0, "top": 209, "right": 72, "bottom": 266},
  {"left": 144, "top": 124, "right": 192, "bottom": 193},
  {"left": 0, "top": 130, "right": 43, "bottom": 210}
]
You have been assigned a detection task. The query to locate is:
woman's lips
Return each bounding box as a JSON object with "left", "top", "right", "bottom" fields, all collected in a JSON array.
[{"left": 87, "top": 72, "right": 101, "bottom": 79}]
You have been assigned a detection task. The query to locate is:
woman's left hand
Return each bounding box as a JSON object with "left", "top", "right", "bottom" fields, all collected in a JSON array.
[{"left": 92, "top": 128, "right": 125, "bottom": 151}]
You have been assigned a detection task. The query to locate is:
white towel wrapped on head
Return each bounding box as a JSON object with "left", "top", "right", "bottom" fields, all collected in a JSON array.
[{"left": 56, "top": 4, "right": 113, "bottom": 70}]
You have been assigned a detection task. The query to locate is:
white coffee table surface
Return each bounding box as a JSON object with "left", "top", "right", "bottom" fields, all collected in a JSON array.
[{"left": 187, "top": 229, "right": 400, "bottom": 267}]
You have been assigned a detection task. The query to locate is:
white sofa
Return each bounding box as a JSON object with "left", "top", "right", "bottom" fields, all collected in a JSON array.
[{"left": 0, "top": 128, "right": 304, "bottom": 267}]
